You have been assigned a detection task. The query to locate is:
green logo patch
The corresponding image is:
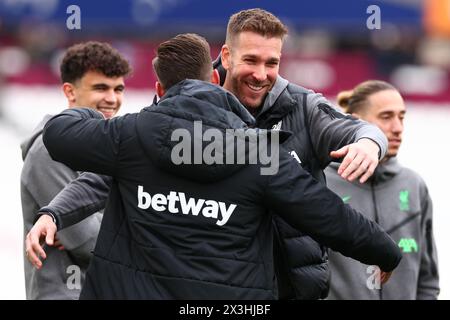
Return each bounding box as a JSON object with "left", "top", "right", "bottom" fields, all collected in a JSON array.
[
  {"left": 342, "top": 195, "right": 351, "bottom": 204},
  {"left": 399, "top": 190, "right": 410, "bottom": 211},
  {"left": 398, "top": 238, "right": 418, "bottom": 253}
]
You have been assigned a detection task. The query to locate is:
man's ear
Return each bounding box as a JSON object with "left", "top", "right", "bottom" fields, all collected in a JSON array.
[
  {"left": 221, "top": 45, "right": 230, "bottom": 71},
  {"left": 156, "top": 81, "right": 165, "bottom": 98},
  {"left": 62, "top": 83, "right": 76, "bottom": 107},
  {"left": 211, "top": 69, "right": 220, "bottom": 85}
]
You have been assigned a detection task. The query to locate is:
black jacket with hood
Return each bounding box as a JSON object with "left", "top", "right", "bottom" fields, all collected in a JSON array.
[
  {"left": 43, "top": 80, "right": 400, "bottom": 299},
  {"left": 214, "top": 57, "right": 388, "bottom": 299}
]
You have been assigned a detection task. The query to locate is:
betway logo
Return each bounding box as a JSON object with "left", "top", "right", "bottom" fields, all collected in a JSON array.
[{"left": 137, "top": 186, "right": 236, "bottom": 226}]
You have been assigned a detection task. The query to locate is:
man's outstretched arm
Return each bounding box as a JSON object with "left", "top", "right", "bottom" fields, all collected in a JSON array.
[
  {"left": 305, "top": 93, "right": 387, "bottom": 183},
  {"left": 27, "top": 172, "right": 113, "bottom": 269},
  {"left": 43, "top": 107, "right": 122, "bottom": 176},
  {"left": 39, "top": 172, "right": 112, "bottom": 230},
  {"left": 265, "top": 150, "right": 402, "bottom": 275}
]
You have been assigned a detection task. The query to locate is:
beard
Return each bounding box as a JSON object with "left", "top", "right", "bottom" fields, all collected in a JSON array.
[{"left": 230, "top": 76, "right": 269, "bottom": 110}]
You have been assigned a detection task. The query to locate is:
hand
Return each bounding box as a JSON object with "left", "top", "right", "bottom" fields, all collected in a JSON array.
[
  {"left": 25, "top": 214, "right": 57, "bottom": 269},
  {"left": 330, "top": 138, "right": 380, "bottom": 183},
  {"left": 380, "top": 271, "right": 393, "bottom": 284}
]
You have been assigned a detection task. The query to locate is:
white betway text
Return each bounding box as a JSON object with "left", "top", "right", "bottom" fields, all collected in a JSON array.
[{"left": 137, "top": 186, "right": 236, "bottom": 226}]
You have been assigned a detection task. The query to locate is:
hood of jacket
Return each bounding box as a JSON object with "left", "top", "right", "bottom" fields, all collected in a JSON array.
[
  {"left": 136, "top": 79, "right": 289, "bottom": 183},
  {"left": 20, "top": 114, "right": 53, "bottom": 161},
  {"left": 329, "top": 157, "right": 402, "bottom": 185}
]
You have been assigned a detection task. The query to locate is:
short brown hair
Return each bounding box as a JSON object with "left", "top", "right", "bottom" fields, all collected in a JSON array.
[
  {"left": 337, "top": 80, "right": 397, "bottom": 114},
  {"left": 60, "top": 41, "right": 131, "bottom": 83},
  {"left": 152, "top": 33, "right": 212, "bottom": 90},
  {"left": 226, "top": 8, "right": 288, "bottom": 45}
]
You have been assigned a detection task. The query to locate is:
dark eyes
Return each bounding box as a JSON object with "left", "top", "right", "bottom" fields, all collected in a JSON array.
[
  {"left": 380, "top": 115, "right": 404, "bottom": 120},
  {"left": 243, "top": 59, "right": 278, "bottom": 66},
  {"left": 93, "top": 86, "right": 124, "bottom": 92}
]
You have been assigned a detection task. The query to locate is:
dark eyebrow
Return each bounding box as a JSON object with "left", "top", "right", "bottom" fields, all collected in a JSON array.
[
  {"left": 266, "top": 58, "right": 280, "bottom": 64},
  {"left": 91, "top": 83, "right": 125, "bottom": 90},
  {"left": 242, "top": 54, "right": 258, "bottom": 60},
  {"left": 242, "top": 54, "right": 280, "bottom": 64},
  {"left": 379, "top": 110, "right": 406, "bottom": 116},
  {"left": 92, "top": 83, "right": 109, "bottom": 89}
]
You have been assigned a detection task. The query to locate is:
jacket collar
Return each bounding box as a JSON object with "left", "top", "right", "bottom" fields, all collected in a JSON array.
[
  {"left": 372, "top": 157, "right": 402, "bottom": 183},
  {"left": 259, "top": 76, "right": 289, "bottom": 115},
  {"left": 255, "top": 76, "right": 297, "bottom": 125}
]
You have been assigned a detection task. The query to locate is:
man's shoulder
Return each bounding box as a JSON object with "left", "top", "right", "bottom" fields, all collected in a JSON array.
[
  {"left": 21, "top": 115, "right": 54, "bottom": 159},
  {"left": 23, "top": 133, "right": 47, "bottom": 161},
  {"left": 285, "top": 82, "right": 314, "bottom": 95},
  {"left": 282, "top": 82, "right": 328, "bottom": 108},
  {"left": 20, "top": 131, "right": 77, "bottom": 199},
  {"left": 397, "top": 163, "right": 428, "bottom": 187},
  {"left": 22, "top": 134, "right": 73, "bottom": 177}
]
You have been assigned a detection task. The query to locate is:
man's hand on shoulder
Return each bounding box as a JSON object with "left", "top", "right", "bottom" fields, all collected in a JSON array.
[
  {"left": 25, "top": 214, "right": 59, "bottom": 269},
  {"left": 330, "top": 138, "right": 380, "bottom": 183}
]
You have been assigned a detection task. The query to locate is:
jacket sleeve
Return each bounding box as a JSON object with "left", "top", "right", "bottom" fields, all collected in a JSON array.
[
  {"left": 40, "top": 172, "right": 112, "bottom": 230},
  {"left": 55, "top": 213, "right": 102, "bottom": 262},
  {"left": 43, "top": 107, "right": 122, "bottom": 176},
  {"left": 417, "top": 185, "right": 440, "bottom": 299},
  {"left": 304, "top": 93, "right": 388, "bottom": 167},
  {"left": 264, "top": 150, "right": 402, "bottom": 272}
]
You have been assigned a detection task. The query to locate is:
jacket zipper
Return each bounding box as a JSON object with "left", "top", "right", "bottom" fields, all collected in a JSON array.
[{"left": 370, "top": 180, "right": 383, "bottom": 300}]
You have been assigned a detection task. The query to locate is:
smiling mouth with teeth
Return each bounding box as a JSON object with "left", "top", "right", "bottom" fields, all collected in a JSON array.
[
  {"left": 97, "top": 107, "right": 117, "bottom": 118},
  {"left": 247, "top": 83, "right": 264, "bottom": 92}
]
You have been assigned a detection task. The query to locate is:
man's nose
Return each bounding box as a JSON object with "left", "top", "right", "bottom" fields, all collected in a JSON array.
[
  {"left": 392, "top": 117, "right": 403, "bottom": 133},
  {"left": 104, "top": 90, "right": 117, "bottom": 104},
  {"left": 252, "top": 64, "right": 268, "bottom": 82},
  {"left": 390, "top": 118, "right": 403, "bottom": 135}
]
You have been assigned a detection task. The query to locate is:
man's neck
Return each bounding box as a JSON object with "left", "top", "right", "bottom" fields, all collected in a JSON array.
[
  {"left": 248, "top": 106, "right": 262, "bottom": 117},
  {"left": 380, "top": 155, "right": 394, "bottom": 164}
]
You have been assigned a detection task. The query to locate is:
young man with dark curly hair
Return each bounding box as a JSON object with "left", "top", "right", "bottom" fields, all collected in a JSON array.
[{"left": 20, "top": 41, "right": 131, "bottom": 299}]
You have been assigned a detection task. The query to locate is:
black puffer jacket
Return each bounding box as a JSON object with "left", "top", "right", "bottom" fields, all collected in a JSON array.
[
  {"left": 259, "top": 80, "right": 388, "bottom": 300},
  {"left": 43, "top": 80, "right": 399, "bottom": 299},
  {"left": 214, "top": 56, "right": 388, "bottom": 299}
]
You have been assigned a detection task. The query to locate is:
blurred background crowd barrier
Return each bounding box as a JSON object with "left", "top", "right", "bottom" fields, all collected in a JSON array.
[
  {"left": 0, "top": 0, "right": 449, "bottom": 299},
  {"left": 2, "top": 0, "right": 450, "bottom": 101}
]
